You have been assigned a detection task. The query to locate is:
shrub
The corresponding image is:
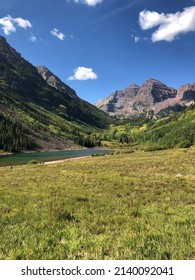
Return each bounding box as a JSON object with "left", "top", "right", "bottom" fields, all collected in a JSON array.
[
  {"left": 120, "top": 149, "right": 134, "bottom": 154},
  {"left": 91, "top": 153, "right": 105, "bottom": 157},
  {"left": 27, "top": 159, "right": 40, "bottom": 165},
  {"left": 177, "top": 140, "right": 192, "bottom": 148},
  {"left": 143, "top": 144, "right": 168, "bottom": 151}
]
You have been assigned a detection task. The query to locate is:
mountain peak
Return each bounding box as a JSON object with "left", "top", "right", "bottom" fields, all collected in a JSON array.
[
  {"left": 148, "top": 78, "right": 162, "bottom": 82},
  {"left": 37, "top": 65, "right": 77, "bottom": 97},
  {"left": 143, "top": 78, "right": 165, "bottom": 86},
  {"left": 125, "top": 83, "right": 139, "bottom": 89}
]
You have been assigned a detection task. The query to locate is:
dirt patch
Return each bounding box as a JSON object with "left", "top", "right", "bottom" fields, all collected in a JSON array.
[{"left": 44, "top": 156, "right": 91, "bottom": 165}]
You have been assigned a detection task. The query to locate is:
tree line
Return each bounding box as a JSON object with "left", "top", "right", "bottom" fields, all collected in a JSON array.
[{"left": 0, "top": 114, "right": 30, "bottom": 152}]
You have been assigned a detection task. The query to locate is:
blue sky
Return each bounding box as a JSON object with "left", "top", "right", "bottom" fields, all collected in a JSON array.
[{"left": 0, "top": 0, "right": 195, "bottom": 104}]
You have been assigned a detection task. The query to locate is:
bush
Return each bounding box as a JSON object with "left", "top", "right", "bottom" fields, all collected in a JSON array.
[
  {"left": 120, "top": 149, "right": 134, "bottom": 154},
  {"left": 27, "top": 159, "right": 40, "bottom": 165},
  {"left": 91, "top": 153, "right": 105, "bottom": 157},
  {"left": 177, "top": 140, "right": 192, "bottom": 148},
  {"left": 143, "top": 144, "right": 168, "bottom": 151}
]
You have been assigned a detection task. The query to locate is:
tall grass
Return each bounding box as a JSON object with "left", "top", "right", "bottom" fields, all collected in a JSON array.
[{"left": 0, "top": 148, "right": 195, "bottom": 259}]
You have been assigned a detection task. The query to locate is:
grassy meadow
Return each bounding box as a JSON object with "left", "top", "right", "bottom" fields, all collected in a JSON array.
[{"left": 0, "top": 148, "right": 195, "bottom": 260}]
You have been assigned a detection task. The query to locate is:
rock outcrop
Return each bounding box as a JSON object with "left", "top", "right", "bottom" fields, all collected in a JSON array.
[
  {"left": 96, "top": 83, "right": 139, "bottom": 116},
  {"left": 37, "top": 66, "right": 76, "bottom": 97}
]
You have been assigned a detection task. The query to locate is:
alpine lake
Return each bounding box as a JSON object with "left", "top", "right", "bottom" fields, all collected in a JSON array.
[{"left": 0, "top": 149, "right": 113, "bottom": 167}]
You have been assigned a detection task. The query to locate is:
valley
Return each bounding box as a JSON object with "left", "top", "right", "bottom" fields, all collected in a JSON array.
[
  {"left": 0, "top": 34, "right": 195, "bottom": 261},
  {"left": 0, "top": 35, "right": 194, "bottom": 154}
]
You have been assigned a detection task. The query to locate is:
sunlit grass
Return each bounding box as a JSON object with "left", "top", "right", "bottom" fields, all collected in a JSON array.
[{"left": 0, "top": 148, "right": 195, "bottom": 259}]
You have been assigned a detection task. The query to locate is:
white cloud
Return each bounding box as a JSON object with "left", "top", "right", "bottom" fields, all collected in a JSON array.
[
  {"left": 134, "top": 36, "right": 140, "bottom": 43},
  {"left": 70, "top": 0, "right": 103, "bottom": 6},
  {"left": 14, "top": 17, "right": 32, "bottom": 29},
  {"left": 29, "top": 33, "right": 37, "bottom": 42},
  {"left": 139, "top": 6, "right": 195, "bottom": 42},
  {"left": 0, "top": 15, "right": 32, "bottom": 35},
  {"left": 0, "top": 17, "right": 15, "bottom": 35},
  {"left": 131, "top": 32, "right": 140, "bottom": 43},
  {"left": 68, "top": 67, "right": 97, "bottom": 81},
  {"left": 51, "top": 28, "right": 65, "bottom": 40}
]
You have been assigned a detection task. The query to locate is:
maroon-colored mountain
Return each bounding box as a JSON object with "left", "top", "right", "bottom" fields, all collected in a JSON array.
[{"left": 96, "top": 79, "right": 195, "bottom": 118}]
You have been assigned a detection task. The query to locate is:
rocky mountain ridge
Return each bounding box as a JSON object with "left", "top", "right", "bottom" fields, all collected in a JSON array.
[
  {"left": 96, "top": 79, "right": 195, "bottom": 118},
  {"left": 37, "top": 66, "right": 77, "bottom": 98},
  {"left": 0, "top": 36, "right": 23, "bottom": 64}
]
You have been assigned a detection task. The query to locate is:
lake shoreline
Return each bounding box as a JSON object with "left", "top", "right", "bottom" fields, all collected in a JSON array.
[
  {"left": 0, "top": 147, "right": 81, "bottom": 157},
  {"left": 0, "top": 148, "right": 113, "bottom": 167},
  {"left": 0, "top": 146, "right": 110, "bottom": 157},
  {"left": 44, "top": 155, "right": 91, "bottom": 165}
]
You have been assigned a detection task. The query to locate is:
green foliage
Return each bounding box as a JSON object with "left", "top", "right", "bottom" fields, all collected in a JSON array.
[
  {"left": 0, "top": 113, "right": 30, "bottom": 152},
  {"left": 0, "top": 91, "right": 107, "bottom": 151},
  {"left": 27, "top": 159, "right": 40, "bottom": 165},
  {"left": 177, "top": 140, "right": 192, "bottom": 148},
  {"left": 91, "top": 153, "right": 105, "bottom": 157},
  {"left": 74, "top": 133, "right": 102, "bottom": 148},
  {"left": 103, "top": 106, "right": 195, "bottom": 151}
]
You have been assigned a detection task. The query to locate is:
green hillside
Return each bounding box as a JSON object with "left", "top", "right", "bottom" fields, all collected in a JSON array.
[
  {"left": 102, "top": 105, "right": 195, "bottom": 150},
  {"left": 136, "top": 105, "right": 195, "bottom": 150},
  {"left": 0, "top": 36, "right": 111, "bottom": 151}
]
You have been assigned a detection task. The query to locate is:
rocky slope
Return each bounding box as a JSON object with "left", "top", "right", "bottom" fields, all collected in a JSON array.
[
  {"left": 37, "top": 66, "right": 77, "bottom": 98},
  {"left": 96, "top": 79, "right": 195, "bottom": 118}
]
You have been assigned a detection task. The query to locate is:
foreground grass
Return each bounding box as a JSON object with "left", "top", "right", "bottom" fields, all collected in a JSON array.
[{"left": 0, "top": 148, "right": 195, "bottom": 259}]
